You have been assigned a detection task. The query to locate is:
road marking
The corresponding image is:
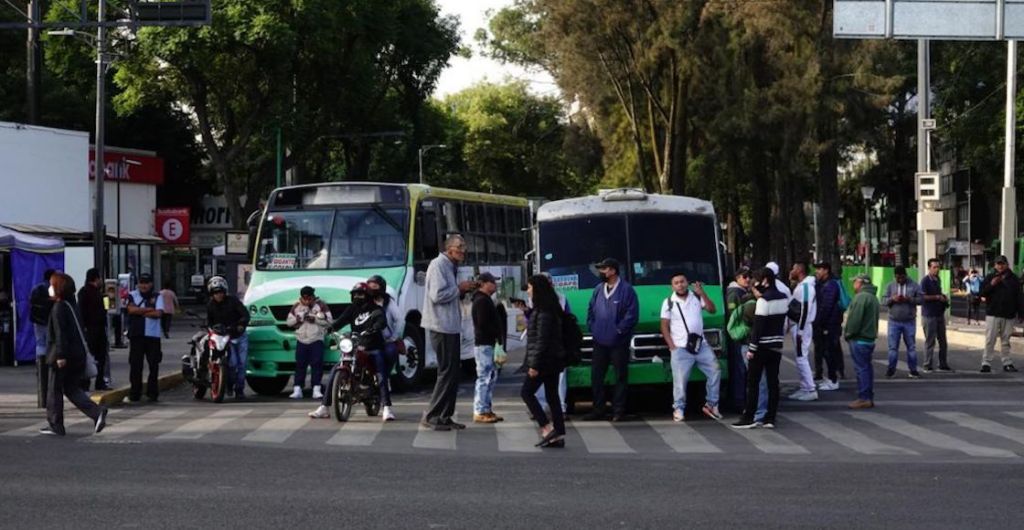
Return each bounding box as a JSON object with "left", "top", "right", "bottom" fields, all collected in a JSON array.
[
  {"left": 645, "top": 420, "right": 722, "bottom": 454},
  {"left": 495, "top": 411, "right": 542, "bottom": 453},
  {"left": 783, "top": 412, "right": 917, "bottom": 455},
  {"left": 929, "top": 412, "right": 1024, "bottom": 448},
  {"left": 326, "top": 421, "right": 385, "bottom": 446},
  {"left": 571, "top": 422, "right": 634, "bottom": 454},
  {"left": 848, "top": 412, "right": 1016, "bottom": 458},
  {"left": 157, "top": 408, "right": 252, "bottom": 440},
  {"left": 99, "top": 408, "right": 187, "bottom": 438},
  {"left": 2, "top": 409, "right": 121, "bottom": 437},
  {"left": 242, "top": 410, "right": 309, "bottom": 443},
  {"left": 1006, "top": 412, "right": 1024, "bottom": 422},
  {"left": 730, "top": 427, "right": 810, "bottom": 455},
  {"left": 413, "top": 425, "right": 458, "bottom": 450}
]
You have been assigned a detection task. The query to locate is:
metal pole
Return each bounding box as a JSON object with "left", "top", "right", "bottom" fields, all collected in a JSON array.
[
  {"left": 917, "top": 39, "right": 931, "bottom": 279},
  {"left": 275, "top": 127, "right": 282, "bottom": 188},
  {"left": 1001, "top": 39, "right": 1018, "bottom": 267},
  {"left": 26, "top": 0, "right": 41, "bottom": 124},
  {"left": 865, "top": 201, "right": 871, "bottom": 270},
  {"left": 93, "top": 0, "right": 107, "bottom": 282},
  {"left": 968, "top": 169, "right": 973, "bottom": 269},
  {"left": 418, "top": 147, "right": 424, "bottom": 185}
]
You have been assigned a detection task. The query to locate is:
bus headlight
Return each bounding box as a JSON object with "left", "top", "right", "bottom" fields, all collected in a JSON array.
[
  {"left": 703, "top": 329, "right": 722, "bottom": 350},
  {"left": 259, "top": 306, "right": 270, "bottom": 315},
  {"left": 249, "top": 305, "right": 258, "bottom": 315}
]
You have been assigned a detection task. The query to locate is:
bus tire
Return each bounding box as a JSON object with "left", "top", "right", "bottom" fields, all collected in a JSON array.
[
  {"left": 392, "top": 322, "right": 427, "bottom": 392},
  {"left": 248, "top": 375, "right": 290, "bottom": 396}
]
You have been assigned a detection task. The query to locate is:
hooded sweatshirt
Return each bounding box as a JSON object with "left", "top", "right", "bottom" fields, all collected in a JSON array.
[
  {"left": 882, "top": 279, "right": 922, "bottom": 322},
  {"left": 844, "top": 283, "right": 880, "bottom": 343},
  {"left": 286, "top": 298, "right": 333, "bottom": 344}
]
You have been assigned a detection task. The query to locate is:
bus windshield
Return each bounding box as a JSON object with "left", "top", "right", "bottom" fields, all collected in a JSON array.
[
  {"left": 256, "top": 207, "right": 408, "bottom": 271},
  {"left": 539, "top": 212, "right": 720, "bottom": 288}
]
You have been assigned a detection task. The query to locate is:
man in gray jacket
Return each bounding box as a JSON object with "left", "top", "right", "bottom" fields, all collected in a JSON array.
[
  {"left": 421, "top": 234, "right": 478, "bottom": 431},
  {"left": 882, "top": 266, "right": 923, "bottom": 379}
]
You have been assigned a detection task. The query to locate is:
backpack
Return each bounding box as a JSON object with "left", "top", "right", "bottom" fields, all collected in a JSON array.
[
  {"left": 835, "top": 278, "right": 851, "bottom": 312},
  {"left": 787, "top": 283, "right": 809, "bottom": 322},
  {"left": 727, "top": 301, "right": 752, "bottom": 342},
  {"left": 561, "top": 311, "right": 584, "bottom": 365}
]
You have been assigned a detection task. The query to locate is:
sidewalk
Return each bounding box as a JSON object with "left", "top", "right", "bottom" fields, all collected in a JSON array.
[
  {"left": 0, "top": 312, "right": 202, "bottom": 415},
  {"left": 878, "top": 313, "right": 1024, "bottom": 358}
]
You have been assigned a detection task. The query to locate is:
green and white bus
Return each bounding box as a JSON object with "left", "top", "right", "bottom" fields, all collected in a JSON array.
[
  {"left": 243, "top": 182, "right": 531, "bottom": 395},
  {"left": 534, "top": 189, "right": 729, "bottom": 411}
]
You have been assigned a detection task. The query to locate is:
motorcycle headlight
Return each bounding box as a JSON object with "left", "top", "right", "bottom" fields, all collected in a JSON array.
[
  {"left": 339, "top": 338, "right": 355, "bottom": 354},
  {"left": 211, "top": 334, "right": 230, "bottom": 350}
]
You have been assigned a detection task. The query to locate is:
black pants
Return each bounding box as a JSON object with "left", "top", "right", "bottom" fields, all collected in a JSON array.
[
  {"left": 521, "top": 371, "right": 565, "bottom": 435},
  {"left": 742, "top": 348, "right": 781, "bottom": 424},
  {"left": 812, "top": 325, "right": 842, "bottom": 382},
  {"left": 129, "top": 337, "right": 162, "bottom": 401},
  {"left": 47, "top": 367, "right": 102, "bottom": 434},
  {"left": 591, "top": 343, "right": 629, "bottom": 415},
  {"left": 424, "top": 332, "right": 460, "bottom": 425},
  {"left": 85, "top": 328, "right": 109, "bottom": 390},
  {"left": 161, "top": 314, "right": 173, "bottom": 338}
]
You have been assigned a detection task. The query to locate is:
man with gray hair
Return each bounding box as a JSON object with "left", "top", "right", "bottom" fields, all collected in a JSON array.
[{"left": 421, "top": 234, "right": 479, "bottom": 431}]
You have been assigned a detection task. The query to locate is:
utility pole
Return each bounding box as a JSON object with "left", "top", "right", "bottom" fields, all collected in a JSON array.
[
  {"left": 916, "top": 39, "right": 932, "bottom": 280},
  {"left": 25, "top": 0, "right": 41, "bottom": 124},
  {"left": 93, "top": 0, "right": 107, "bottom": 281},
  {"left": 1001, "top": 40, "right": 1018, "bottom": 267},
  {"left": 418, "top": 144, "right": 447, "bottom": 185}
]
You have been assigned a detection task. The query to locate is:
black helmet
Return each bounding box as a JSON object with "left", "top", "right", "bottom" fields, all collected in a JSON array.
[
  {"left": 350, "top": 282, "right": 369, "bottom": 298},
  {"left": 367, "top": 275, "right": 387, "bottom": 295}
]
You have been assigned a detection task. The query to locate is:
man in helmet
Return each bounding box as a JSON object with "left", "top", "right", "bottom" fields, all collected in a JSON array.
[
  {"left": 308, "top": 282, "right": 390, "bottom": 420},
  {"left": 205, "top": 276, "right": 251, "bottom": 400},
  {"left": 368, "top": 274, "right": 404, "bottom": 417}
]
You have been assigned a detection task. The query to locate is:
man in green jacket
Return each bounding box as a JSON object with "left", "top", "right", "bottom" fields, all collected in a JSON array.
[{"left": 844, "top": 274, "right": 879, "bottom": 410}]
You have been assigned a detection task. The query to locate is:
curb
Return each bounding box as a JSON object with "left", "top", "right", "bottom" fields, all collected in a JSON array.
[{"left": 90, "top": 373, "right": 185, "bottom": 406}]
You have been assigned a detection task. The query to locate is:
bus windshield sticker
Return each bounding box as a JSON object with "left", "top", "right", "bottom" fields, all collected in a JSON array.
[
  {"left": 266, "top": 253, "right": 298, "bottom": 269},
  {"left": 551, "top": 274, "right": 579, "bottom": 291}
]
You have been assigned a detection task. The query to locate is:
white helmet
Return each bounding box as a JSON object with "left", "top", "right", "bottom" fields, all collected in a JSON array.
[{"left": 207, "top": 276, "right": 228, "bottom": 295}]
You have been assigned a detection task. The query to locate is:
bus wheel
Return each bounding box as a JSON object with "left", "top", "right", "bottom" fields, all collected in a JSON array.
[
  {"left": 248, "top": 375, "right": 290, "bottom": 396},
  {"left": 392, "top": 325, "right": 426, "bottom": 392}
]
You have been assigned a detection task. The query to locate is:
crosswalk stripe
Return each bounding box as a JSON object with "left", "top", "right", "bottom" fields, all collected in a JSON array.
[
  {"left": 412, "top": 425, "right": 458, "bottom": 450},
  {"left": 572, "top": 422, "right": 634, "bottom": 454},
  {"left": 242, "top": 410, "right": 310, "bottom": 444},
  {"left": 157, "top": 408, "right": 252, "bottom": 440},
  {"left": 929, "top": 412, "right": 1024, "bottom": 447},
  {"left": 645, "top": 420, "right": 722, "bottom": 454},
  {"left": 2, "top": 408, "right": 121, "bottom": 437},
  {"left": 848, "top": 412, "right": 1016, "bottom": 458},
  {"left": 326, "top": 421, "right": 385, "bottom": 447},
  {"left": 99, "top": 408, "right": 187, "bottom": 438},
  {"left": 730, "top": 427, "right": 810, "bottom": 455},
  {"left": 1005, "top": 412, "right": 1024, "bottom": 422},
  {"left": 783, "top": 412, "right": 917, "bottom": 455},
  {"left": 495, "top": 412, "right": 542, "bottom": 453}
]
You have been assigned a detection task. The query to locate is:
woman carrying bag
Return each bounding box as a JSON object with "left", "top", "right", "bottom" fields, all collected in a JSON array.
[
  {"left": 42, "top": 272, "right": 108, "bottom": 436},
  {"left": 520, "top": 275, "right": 567, "bottom": 448}
]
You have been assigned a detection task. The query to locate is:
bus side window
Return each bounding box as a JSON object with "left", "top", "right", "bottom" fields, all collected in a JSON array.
[{"left": 415, "top": 202, "right": 439, "bottom": 269}]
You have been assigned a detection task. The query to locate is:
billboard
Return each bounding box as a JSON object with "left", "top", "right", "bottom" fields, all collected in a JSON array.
[{"left": 835, "top": 0, "right": 1024, "bottom": 40}]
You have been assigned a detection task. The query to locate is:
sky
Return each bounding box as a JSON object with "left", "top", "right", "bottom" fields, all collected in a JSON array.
[{"left": 433, "top": 0, "right": 558, "bottom": 98}]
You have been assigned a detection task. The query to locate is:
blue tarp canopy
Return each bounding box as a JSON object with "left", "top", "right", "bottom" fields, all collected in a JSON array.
[{"left": 0, "top": 227, "right": 65, "bottom": 363}]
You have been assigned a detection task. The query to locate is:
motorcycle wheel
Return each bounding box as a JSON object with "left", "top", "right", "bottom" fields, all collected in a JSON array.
[
  {"left": 364, "top": 393, "right": 381, "bottom": 418},
  {"left": 210, "top": 357, "right": 229, "bottom": 403},
  {"left": 331, "top": 369, "right": 353, "bottom": 422}
]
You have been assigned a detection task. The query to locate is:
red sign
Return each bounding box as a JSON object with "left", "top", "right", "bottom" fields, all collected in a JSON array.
[
  {"left": 88, "top": 148, "right": 165, "bottom": 185},
  {"left": 155, "top": 208, "right": 190, "bottom": 245}
]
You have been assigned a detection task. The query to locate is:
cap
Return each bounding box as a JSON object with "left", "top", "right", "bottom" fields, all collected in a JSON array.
[
  {"left": 996, "top": 255, "right": 1009, "bottom": 264},
  {"left": 813, "top": 261, "right": 832, "bottom": 271},
  {"left": 138, "top": 273, "right": 154, "bottom": 283},
  {"left": 477, "top": 272, "right": 499, "bottom": 284},
  {"left": 734, "top": 266, "right": 751, "bottom": 278},
  {"left": 894, "top": 265, "right": 907, "bottom": 275},
  {"left": 300, "top": 286, "right": 315, "bottom": 297},
  {"left": 766, "top": 262, "right": 780, "bottom": 275},
  {"left": 595, "top": 258, "right": 621, "bottom": 272},
  {"left": 854, "top": 273, "right": 872, "bottom": 284}
]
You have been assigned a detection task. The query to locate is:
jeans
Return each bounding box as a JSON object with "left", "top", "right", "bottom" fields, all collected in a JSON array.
[
  {"left": 741, "top": 346, "right": 767, "bottom": 422},
  {"left": 922, "top": 316, "right": 948, "bottom": 369},
  {"left": 294, "top": 340, "right": 324, "bottom": 389},
  {"left": 33, "top": 323, "right": 48, "bottom": 357},
  {"left": 887, "top": 320, "right": 918, "bottom": 372},
  {"left": 813, "top": 324, "right": 842, "bottom": 382},
  {"left": 46, "top": 367, "right": 102, "bottom": 434},
  {"left": 521, "top": 371, "right": 566, "bottom": 436},
  {"left": 849, "top": 341, "right": 875, "bottom": 401},
  {"left": 670, "top": 343, "right": 720, "bottom": 411},
  {"left": 229, "top": 335, "right": 249, "bottom": 394},
  {"left": 983, "top": 316, "right": 1014, "bottom": 367},
  {"left": 474, "top": 346, "right": 497, "bottom": 414},
  {"left": 591, "top": 342, "right": 629, "bottom": 415},
  {"left": 129, "top": 337, "right": 162, "bottom": 401},
  {"left": 741, "top": 348, "right": 781, "bottom": 424},
  {"left": 374, "top": 346, "right": 396, "bottom": 407},
  {"left": 425, "top": 332, "right": 461, "bottom": 425}
]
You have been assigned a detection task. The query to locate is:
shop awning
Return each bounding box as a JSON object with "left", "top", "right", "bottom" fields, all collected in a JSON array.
[
  {"left": 0, "top": 225, "right": 65, "bottom": 253},
  {"left": 0, "top": 223, "right": 163, "bottom": 244}
]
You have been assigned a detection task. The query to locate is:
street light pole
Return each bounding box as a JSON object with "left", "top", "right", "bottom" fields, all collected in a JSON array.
[
  {"left": 92, "top": 0, "right": 107, "bottom": 281},
  {"left": 418, "top": 144, "right": 447, "bottom": 185},
  {"left": 862, "top": 186, "right": 875, "bottom": 271}
]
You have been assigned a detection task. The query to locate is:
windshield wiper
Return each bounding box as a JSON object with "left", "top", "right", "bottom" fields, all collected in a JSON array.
[{"left": 370, "top": 203, "right": 404, "bottom": 234}]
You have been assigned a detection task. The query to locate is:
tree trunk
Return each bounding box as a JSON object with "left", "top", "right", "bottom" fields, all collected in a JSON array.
[
  {"left": 669, "top": 80, "right": 689, "bottom": 196},
  {"left": 817, "top": 118, "right": 841, "bottom": 273},
  {"left": 751, "top": 153, "right": 772, "bottom": 265}
]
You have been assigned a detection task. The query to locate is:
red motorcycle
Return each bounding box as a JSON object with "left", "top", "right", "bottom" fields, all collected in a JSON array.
[
  {"left": 330, "top": 331, "right": 381, "bottom": 422},
  {"left": 182, "top": 324, "right": 232, "bottom": 403}
]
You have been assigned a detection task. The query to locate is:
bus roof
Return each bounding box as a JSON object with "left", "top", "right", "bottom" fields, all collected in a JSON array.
[
  {"left": 537, "top": 189, "right": 716, "bottom": 222},
  {"left": 267, "top": 182, "right": 529, "bottom": 208}
]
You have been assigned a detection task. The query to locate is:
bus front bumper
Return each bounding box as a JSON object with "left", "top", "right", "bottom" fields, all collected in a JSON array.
[
  {"left": 245, "top": 325, "right": 340, "bottom": 378},
  {"left": 566, "top": 358, "right": 728, "bottom": 388}
]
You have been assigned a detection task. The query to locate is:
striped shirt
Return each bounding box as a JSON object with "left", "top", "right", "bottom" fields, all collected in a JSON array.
[{"left": 749, "top": 287, "right": 788, "bottom": 353}]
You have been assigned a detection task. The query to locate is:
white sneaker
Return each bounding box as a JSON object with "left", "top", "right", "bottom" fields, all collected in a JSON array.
[
  {"left": 308, "top": 405, "right": 329, "bottom": 419},
  {"left": 312, "top": 385, "right": 323, "bottom": 400},
  {"left": 791, "top": 390, "right": 819, "bottom": 401},
  {"left": 382, "top": 406, "right": 396, "bottom": 422},
  {"left": 289, "top": 386, "right": 303, "bottom": 399},
  {"left": 787, "top": 390, "right": 804, "bottom": 400},
  {"left": 672, "top": 409, "right": 685, "bottom": 422},
  {"left": 817, "top": 380, "right": 840, "bottom": 391}
]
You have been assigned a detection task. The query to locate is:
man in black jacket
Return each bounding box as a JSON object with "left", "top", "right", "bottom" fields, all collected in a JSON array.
[
  {"left": 471, "top": 272, "right": 503, "bottom": 424},
  {"left": 206, "top": 277, "right": 250, "bottom": 399},
  {"left": 980, "top": 256, "right": 1019, "bottom": 373},
  {"left": 733, "top": 267, "right": 789, "bottom": 430},
  {"left": 30, "top": 269, "right": 55, "bottom": 407},
  {"left": 77, "top": 268, "right": 110, "bottom": 390}
]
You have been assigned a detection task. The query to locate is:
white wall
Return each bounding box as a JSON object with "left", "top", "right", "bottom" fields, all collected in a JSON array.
[
  {"left": 64, "top": 246, "right": 95, "bottom": 288},
  {"left": 0, "top": 122, "right": 91, "bottom": 230},
  {"left": 89, "top": 181, "right": 157, "bottom": 236}
]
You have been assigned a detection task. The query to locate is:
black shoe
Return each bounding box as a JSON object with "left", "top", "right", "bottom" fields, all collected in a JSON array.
[
  {"left": 444, "top": 420, "right": 467, "bottom": 430},
  {"left": 610, "top": 413, "right": 628, "bottom": 423},
  {"left": 420, "top": 420, "right": 451, "bottom": 432},
  {"left": 582, "top": 411, "right": 606, "bottom": 422},
  {"left": 538, "top": 433, "right": 565, "bottom": 448},
  {"left": 235, "top": 393, "right": 247, "bottom": 401},
  {"left": 885, "top": 368, "right": 896, "bottom": 378},
  {"left": 981, "top": 365, "right": 992, "bottom": 373},
  {"left": 94, "top": 407, "right": 108, "bottom": 434},
  {"left": 39, "top": 426, "right": 64, "bottom": 436},
  {"left": 922, "top": 366, "right": 934, "bottom": 374},
  {"left": 938, "top": 366, "right": 954, "bottom": 373},
  {"left": 95, "top": 385, "right": 111, "bottom": 391},
  {"left": 908, "top": 371, "right": 921, "bottom": 379},
  {"left": 731, "top": 419, "right": 760, "bottom": 429},
  {"left": 1004, "top": 365, "right": 1018, "bottom": 373}
]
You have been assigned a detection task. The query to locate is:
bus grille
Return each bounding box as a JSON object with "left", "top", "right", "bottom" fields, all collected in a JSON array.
[{"left": 269, "top": 303, "right": 349, "bottom": 323}]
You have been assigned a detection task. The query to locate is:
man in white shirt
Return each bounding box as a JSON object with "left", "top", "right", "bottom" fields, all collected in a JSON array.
[
  {"left": 660, "top": 273, "right": 722, "bottom": 422},
  {"left": 787, "top": 262, "right": 819, "bottom": 400}
]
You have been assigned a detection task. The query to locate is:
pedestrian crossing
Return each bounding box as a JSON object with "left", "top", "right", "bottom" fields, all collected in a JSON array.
[{"left": 6, "top": 403, "right": 1024, "bottom": 461}]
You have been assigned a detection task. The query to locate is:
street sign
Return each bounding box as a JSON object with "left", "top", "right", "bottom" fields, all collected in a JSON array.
[
  {"left": 835, "top": 0, "right": 1024, "bottom": 40},
  {"left": 132, "top": 1, "right": 211, "bottom": 25},
  {"left": 922, "top": 118, "right": 937, "bottom": 130},
  {"left": 916, "top": 172, "right": 941, "bottom": 204},
  {"left": 156, "top": 207, "right": 191, "bottom": 245}
]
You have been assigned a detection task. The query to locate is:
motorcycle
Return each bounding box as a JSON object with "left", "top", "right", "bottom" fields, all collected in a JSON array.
[
  {"left": 182, "top": 324, "right": 233, "bottom": 403},
  {"left": 329, "top": 331, "right": 381, "bottom": 422}
]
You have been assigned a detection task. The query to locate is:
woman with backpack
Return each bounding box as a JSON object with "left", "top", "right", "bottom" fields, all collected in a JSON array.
[{"left": 520, "top": 275, "right": 567, "bottom": 448}]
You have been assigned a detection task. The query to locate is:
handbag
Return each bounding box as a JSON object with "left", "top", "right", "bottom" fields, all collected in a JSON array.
[
  {"left": 65, "top": 301, "right": 98, "bottom": 378},
  {"left": 669, "top": 297, "right": 703, "bottom": 354}
]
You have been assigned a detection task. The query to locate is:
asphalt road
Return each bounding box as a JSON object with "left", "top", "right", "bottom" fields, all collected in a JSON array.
[{"left": 3, "top": 341, "right": 1024, "bottom": 528}]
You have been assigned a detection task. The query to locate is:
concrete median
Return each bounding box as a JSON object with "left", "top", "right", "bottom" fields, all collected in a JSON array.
[{"left": 90, "top": 372, "right": 185, "bottom": 406}]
